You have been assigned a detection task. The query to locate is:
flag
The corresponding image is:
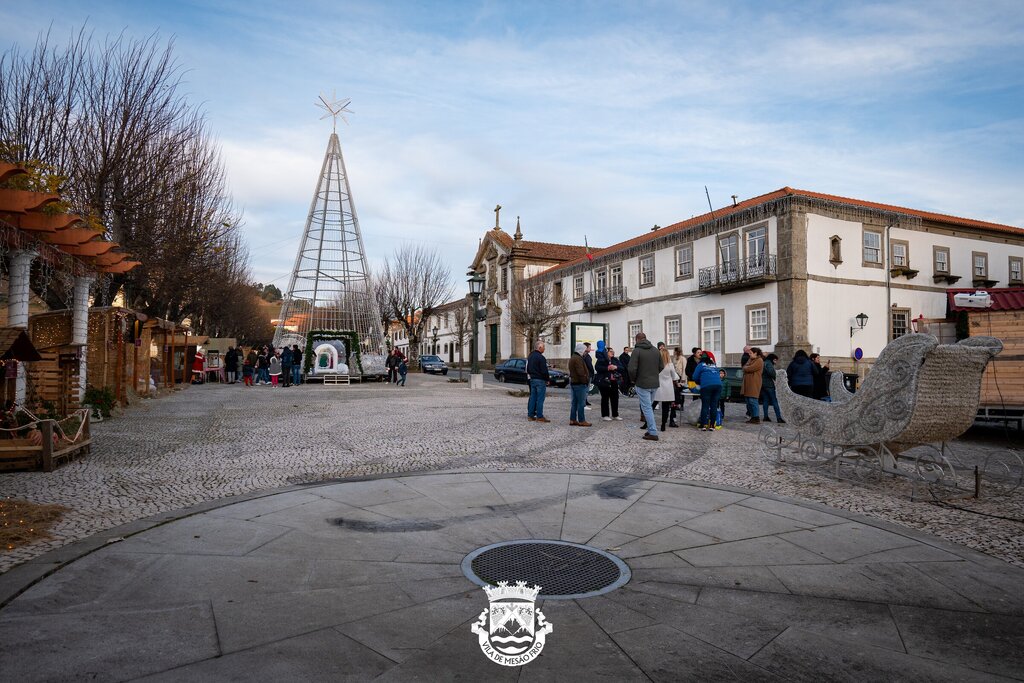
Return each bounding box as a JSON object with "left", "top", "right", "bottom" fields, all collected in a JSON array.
[{"left": 585, "top": 236, "right": 593, "bottom": 261}]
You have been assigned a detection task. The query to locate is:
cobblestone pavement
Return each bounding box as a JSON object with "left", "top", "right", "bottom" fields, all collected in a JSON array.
[{"left": 1, "top": 375, "right": 1022, "bottom": 573}]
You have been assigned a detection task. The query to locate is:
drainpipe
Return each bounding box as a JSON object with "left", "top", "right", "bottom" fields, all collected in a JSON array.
[
  {"left": 73, "top": 275, "right": 95, "bottom": 402},
  {"left": 8, "top": 250, "right": 37, "bottom": 403},
  {"left": 885, "top": 223, "right": 893, "bottom": 343}
]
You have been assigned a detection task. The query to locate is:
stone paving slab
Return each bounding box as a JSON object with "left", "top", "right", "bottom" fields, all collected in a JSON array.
[
  {"left": 2, "top": 379, "right": 1022, "bottom": 576},
  {"left": 1, "top": 470, "right": 1022, "bottom": 681}
]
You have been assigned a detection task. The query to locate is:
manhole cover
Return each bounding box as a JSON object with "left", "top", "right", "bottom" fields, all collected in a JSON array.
[{"left": 461, "top": 540, "right": 630, "bottom": 600}]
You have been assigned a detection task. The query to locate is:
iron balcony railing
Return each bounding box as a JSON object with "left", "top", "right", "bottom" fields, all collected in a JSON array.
[
  {"left": 583, "top": 285, "right": 628, "bottom": 311},
  {"left": 698, "top": 254, "right": 777, "bottom": 291}
]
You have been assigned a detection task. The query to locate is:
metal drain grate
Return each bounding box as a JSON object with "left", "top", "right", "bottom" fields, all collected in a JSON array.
[{"left": 461, "top": 540, "right": 630, "bottom": 599}]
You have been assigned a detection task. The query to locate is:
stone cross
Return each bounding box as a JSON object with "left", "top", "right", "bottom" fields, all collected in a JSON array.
[{"left": 494, "top": 204, "right": 502, "bottom": 229}]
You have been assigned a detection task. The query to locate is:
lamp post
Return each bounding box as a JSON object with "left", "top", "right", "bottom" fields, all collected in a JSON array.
[
  {"left": 468, "top": 270, "right": 484, "bottom": 388},
  {"left": 432, "top": 325, "right": 439, "bottom": 354}
]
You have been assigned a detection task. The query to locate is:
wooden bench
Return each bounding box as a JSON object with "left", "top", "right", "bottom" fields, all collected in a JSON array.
[{"left": 322, "top": 374, "right": 350, "bottom": 386}]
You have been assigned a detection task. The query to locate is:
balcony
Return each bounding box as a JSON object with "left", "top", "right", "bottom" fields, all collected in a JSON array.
[
  {"left": 698, "top": 254, "right": 777, "bottom": 292},
  {"left": 583, "top": 285, "right": 629, "bottom": 311}
]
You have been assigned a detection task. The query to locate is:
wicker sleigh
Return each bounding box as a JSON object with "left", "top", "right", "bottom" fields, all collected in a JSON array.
[{"left": 766, "top": 334, "right": 1021, "bottom": 499}]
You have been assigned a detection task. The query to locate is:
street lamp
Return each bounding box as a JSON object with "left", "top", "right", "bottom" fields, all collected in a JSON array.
[
  {"left": 850, "top": 312, "right": 868, "bottom": 338},
  {"left": 432, "top": 325, "right": 439, "bottom": 353},
  {"left": 467, "top": 270, "right": 484, "bottom": 382}
]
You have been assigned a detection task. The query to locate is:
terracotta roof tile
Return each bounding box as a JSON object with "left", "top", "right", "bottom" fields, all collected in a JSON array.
[
  {"left": 947, "top": 287, "right": 1024, "bottom": 312},
  {"left": 538, "top": 187, "right": 1024, "bottom": 279},
  {"left": 518, "top": 240, "right": 592, "bottom": 261}
]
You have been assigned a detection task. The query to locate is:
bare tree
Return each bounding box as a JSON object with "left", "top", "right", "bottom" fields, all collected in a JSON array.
[
  {"left": 1, "top": 26, "right": 247, "bottom": 334},
  {"left": 451, "top": 301, "right": 471, "bottom": 369},
  {"left": 375, "top": 245, "right": 452, "bottom": 367},
  {"left": 510, "top": 280, "right": 568, "bottom": 351}
]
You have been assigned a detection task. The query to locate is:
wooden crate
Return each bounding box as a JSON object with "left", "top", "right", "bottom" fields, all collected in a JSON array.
[
  {"left": 970, "top": 310, "right": 1024, "bottom": 407},
  {"left": 0, "top": 439, "right": 43, "bottom": 471}
]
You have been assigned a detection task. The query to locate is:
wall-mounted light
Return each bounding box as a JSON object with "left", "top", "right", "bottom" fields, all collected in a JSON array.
[{"left": 850, "top": 312, "right": 868, "bottom": 338}]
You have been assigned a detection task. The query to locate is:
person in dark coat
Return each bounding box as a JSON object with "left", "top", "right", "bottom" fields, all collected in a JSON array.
[
  {"left": 684, "top": 346, "right": 703, "bottom": 403},
  {"left": 256, "top": 347, "right": 270, "bottom": 385},
  {"left": 760, "top": 353, "right": 784, "bottom": 422},
  {"left": 810, "top": 353, "right": 831, "bottom": 400},
  {"left": 628, "top": 333, "right": 664, "bottom": 441},
  {"left": 291, "top": 345, "right": 303, "bottom": 385},
  {"left": 787, "top": 350, "right": 815, "bottom": 397},
  {"left": 386, "top": 349, "right": 400, "bottom": 384},
  {"left": 280, "top": 346, "right": 293, "bottom": 387},
  {"left": 526, "top": 340, "right": 551, "bottom": 422},
  {"left": 594, "top": 340, "right": 621, "bottom": 421},
  {"left": 225, "top": 346, "right": 239, "bottom": 384}
]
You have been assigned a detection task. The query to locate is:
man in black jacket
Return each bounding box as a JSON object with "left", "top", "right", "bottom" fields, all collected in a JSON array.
[{"left": 526, "top": 341, "right": 551, "bottom": 423}]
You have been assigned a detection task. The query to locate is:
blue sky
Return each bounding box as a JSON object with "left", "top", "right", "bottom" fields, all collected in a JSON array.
[{"left": 3, "top": 0, "right": 1023, "bottom": 290}]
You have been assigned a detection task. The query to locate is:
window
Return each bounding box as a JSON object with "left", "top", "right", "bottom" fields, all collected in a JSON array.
[
  {"left": 933, "top": 246, "right": 950, "bottom": 274},
  {"left": 746, "top": 304, "right": 770, "bottom": 344},
  {"left": 891, "top": 308, "right": 910, "bottom": 340},
  {"left": 444, "top": 313, "right": 449, "bottom": 328},
  {"left": 890, "top": 240, "right": 909, "bottom": 267},
  {"left": 1011, "top": 256, "right": 1023, "bottom": 284},
  {"left": 674, "top": 244, "right": 693, "bottom": 280},
  {"left": 829, "top": 235, "right": 843, "bottom": 266},
  {"left": 744, "top": 224, "right": 767, "bottom": 267},
  {"left": 863, "top": 230, "right": 882, "bottom": 265},
  {"left": 973, "top": 251, "right": 988, "bottom": 279},
  {"left": 639, "top": 255, "right": 655, "bottom": 287},
  {"left": 596, "top": 269, "right": 607, "bottom": 290},
  {"left": 719, "top": 233, "right": 739, "bottom": 272},
  {"left": 553, "top": 280, "right": 563, "bottom": 301},
  {"left": 700, "top": 312, "right": 723, "bottom": 361},
  {"left": 610, "top": 264, "right": 623, "bottom": 288},
  {"left": 627, "top": 320, "right": 643, "bottom": 342},
  {"left": 665, "top": 316, "right": 681, "bottom": 347},
  {"left": 501, "top": 267, "right": 508, "bottom": 292},
  {"left": 552, "top": 325, "right": 562, "bottom": 345},
  {"left": 573, "top": 275, "right": 584, "bottom": 300}
]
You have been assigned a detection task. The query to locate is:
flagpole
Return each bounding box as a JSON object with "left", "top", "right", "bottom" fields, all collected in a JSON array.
[{"left": 585, "top": 235, "right": 595, "bottom": 322}]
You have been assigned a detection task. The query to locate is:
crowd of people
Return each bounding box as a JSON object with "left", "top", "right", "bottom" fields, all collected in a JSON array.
[
  {"left": 526, "top": 334, "right": 836, "bottom": 440},
  {"left": 213, "top": 345, "right": 305, "bottom": 387}
]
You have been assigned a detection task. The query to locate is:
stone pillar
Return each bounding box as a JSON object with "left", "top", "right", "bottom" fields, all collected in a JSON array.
[
  {"left": 73, "top": 275, "right": 95, "bottom": 402},
  {"left": 7, "top": 249, "right": 37, "bottom": 403},
  {"left": 773, "top": 206, "right": 811, "bottom": 361}
]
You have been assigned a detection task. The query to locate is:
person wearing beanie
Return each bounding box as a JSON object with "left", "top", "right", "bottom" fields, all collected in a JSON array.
[
  {"left": 628, "top": 332, "right": 664, "bottom": 440},
  {"left": 568, "top": 342, "right": 591, "bottom": 426}
]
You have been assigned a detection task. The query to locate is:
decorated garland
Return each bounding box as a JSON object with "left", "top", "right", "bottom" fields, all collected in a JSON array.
[{"left": 302, "top": 329, "right": 363, "bottom": 375}]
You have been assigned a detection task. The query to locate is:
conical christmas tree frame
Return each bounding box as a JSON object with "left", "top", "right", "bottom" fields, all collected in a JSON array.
[{"left": 273, "top": 126, "right": 384, "bottom": 358}]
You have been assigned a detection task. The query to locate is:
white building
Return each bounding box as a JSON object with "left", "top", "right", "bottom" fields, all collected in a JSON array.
[{"left": 474, "top": 187, "right": 1024, "bottom": 372}]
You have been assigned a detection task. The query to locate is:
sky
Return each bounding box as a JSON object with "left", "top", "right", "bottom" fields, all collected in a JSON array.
[{"left": 3, "top": 0, "right": 1023, "bottom": 294}]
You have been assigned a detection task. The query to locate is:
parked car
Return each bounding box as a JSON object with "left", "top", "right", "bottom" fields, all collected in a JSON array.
[
  {"left": 419, "top": 355, "right": 448, "bottom": 375},
  {"left": 493, "top": 358, "right": 569, "bottom": 388}
]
